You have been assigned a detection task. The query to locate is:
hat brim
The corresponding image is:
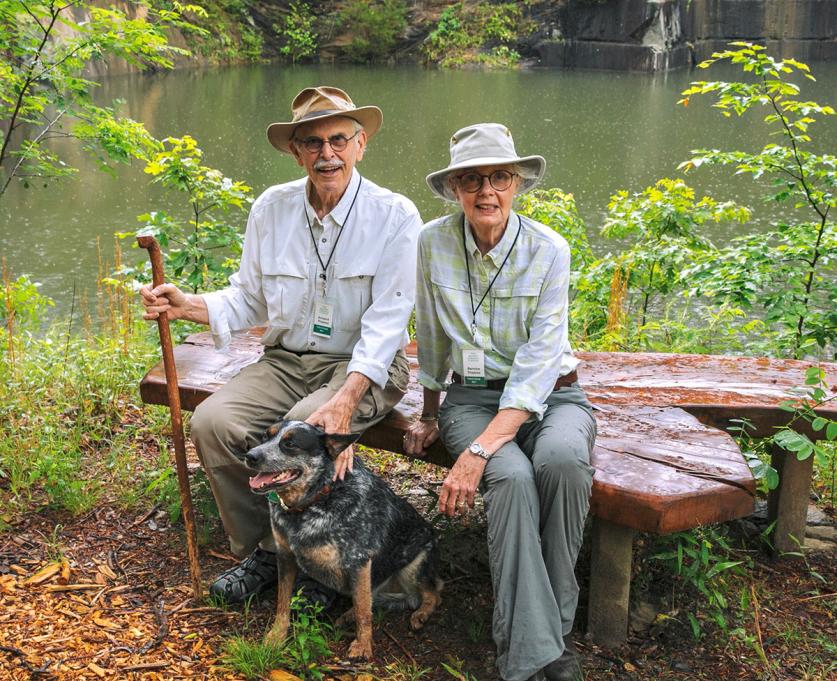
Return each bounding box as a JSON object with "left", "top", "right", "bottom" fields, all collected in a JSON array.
[
  {"left": 426, "top": 154, "right": 546, "bottom": 202},
  {"left": 267, "top": 106, "right": 383, "bottom": 153}
]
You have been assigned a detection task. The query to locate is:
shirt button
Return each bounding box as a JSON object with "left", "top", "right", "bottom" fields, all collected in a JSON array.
[
  {"left": 396, "top": 291, "right": 402, "bottom": 296},
  {"left": 309, "top": 341, "right": 316, "bottom": 347},
  {"left": 321, "top": 238, "right": 327, "bottom": 242}
]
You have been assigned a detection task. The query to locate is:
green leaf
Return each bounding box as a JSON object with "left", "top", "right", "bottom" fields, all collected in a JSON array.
[
  {"left": 688, "top": 612, "right": 702, "bottom": 639},
  {"left": 705, "top": 560, "right": 744, "bottom": 578}
]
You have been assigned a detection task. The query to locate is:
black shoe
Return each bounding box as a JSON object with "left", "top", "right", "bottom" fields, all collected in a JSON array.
[
  {"left": 209, "top": 548, "right": 277, "bottom": 604},
  {"left": 292, "top": 574, "right": 338, "bottom": 611},
  {"left": 544, "top": 636, "right": 583, "bottom": 681}
]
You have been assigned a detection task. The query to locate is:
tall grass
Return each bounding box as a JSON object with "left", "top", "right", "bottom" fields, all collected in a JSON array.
[{"left": 0, "top": 245, "right": 163, "bottom": 520}]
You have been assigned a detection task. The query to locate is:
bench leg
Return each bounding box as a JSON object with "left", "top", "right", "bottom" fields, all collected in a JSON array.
[
  {"left": 587, "top": 517, "right": 634, "bottom": 647},
  {"left": 767, "top": 444, "right": 814, "bottom": 555}
]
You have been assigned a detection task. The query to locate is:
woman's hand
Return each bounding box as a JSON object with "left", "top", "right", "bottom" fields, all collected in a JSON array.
[
  {"left": 439, "top": 452, "right": 486, "bottom": 517},
  {"left": 403, "top": 419, "right": 439, "bottom": 457}
]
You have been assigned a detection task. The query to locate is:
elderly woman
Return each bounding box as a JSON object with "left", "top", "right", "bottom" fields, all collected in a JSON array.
[{"left": 404, "top": 124, "right": 595, "bottom": 681}]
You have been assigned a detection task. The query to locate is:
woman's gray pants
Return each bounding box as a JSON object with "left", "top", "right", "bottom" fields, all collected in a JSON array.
[{"left": 438, "top": 383, "right": 596, "bottom": 681}]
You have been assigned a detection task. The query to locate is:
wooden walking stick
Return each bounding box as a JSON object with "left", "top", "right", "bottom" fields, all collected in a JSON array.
[{"left": 138, "top": 235, "right": 203, "bottom": 599}]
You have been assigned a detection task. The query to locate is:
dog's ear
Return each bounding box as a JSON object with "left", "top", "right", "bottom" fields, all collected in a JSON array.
[{"left": 322, "top": 432, "right": 360, "bottom": 459}]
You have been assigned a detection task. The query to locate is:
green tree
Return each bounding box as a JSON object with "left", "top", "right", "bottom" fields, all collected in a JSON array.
[
  {"left": 562, "top": 179, "right": 749, "bottom": 350},
  {"left": 118, "top": 135, "right": 251, "bottom": 294},
  {"left": 679, "top": 43, "right": 836, "bottom": 358},
  {"left": 601, "top": 178, "right": 750, "bottom": 331},
  {"left": 276, "top": 1, "right": 317, "bottom": 64},
  {"left": 422, "top": 1, "right": 534, "bottom": 68},
  {"left": 0, "top": 0, "right": 204, "bottom": 200},
  {"left": 337, "top": 0, "right": 407, "bottom": 63},
  {"left": 517, "top": 188, "right": 594, "bottom": 285}
]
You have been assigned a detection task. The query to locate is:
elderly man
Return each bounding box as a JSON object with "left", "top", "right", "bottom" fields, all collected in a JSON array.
[{"left": 140, "top": 86, "right": 421, "bottom": 603}]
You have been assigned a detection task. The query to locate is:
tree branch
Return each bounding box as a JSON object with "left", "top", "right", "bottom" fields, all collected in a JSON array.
[
  {"left": 0, "top": 109, "right": 66, "bottom": 197},
  {"left": 0, "top": 1, "right": 64, "bottom": 170}
]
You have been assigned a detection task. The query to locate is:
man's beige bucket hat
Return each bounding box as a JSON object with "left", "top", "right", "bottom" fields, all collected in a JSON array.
[{"left": 267, "top": 86, "right": 383, "bottom": 153}]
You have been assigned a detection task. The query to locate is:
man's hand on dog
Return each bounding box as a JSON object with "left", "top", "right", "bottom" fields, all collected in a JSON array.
[
  {"left": 306, "top": 372, "right": 372, "bottom": 481},
  {"left": 439, "top": 453, "right": 486, "bottom": 517},
  {"left": 306, "top": 399, "right": 355, "bottom": 481}
]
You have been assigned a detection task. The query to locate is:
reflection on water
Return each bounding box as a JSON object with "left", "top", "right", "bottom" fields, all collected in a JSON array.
[{"left": 1, "top": 62, "right": 835, "bottom": 316}]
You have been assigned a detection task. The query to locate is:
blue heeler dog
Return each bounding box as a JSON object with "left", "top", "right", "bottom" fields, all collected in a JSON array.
[{"left": 244, "top": 420, "right": 443, "bottom": 659}]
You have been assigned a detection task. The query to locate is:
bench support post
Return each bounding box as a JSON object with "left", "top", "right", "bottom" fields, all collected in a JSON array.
[
  {"left": 587, "top": 517, "right": 634, "bottom": 647},
  {"left": 767, "top": 444, "right": 814, "bottom": 555}
]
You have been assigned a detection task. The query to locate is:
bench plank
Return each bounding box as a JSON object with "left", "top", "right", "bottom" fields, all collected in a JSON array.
[
  {"left": 579, "top": 350, "right": 837, "bottom": 438},
  {"left": 592, "top": 405, "right": 753, "bottom": 533}
]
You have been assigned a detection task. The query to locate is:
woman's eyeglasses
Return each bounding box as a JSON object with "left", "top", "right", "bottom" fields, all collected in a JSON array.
[
  {"left": 293, "top": 130, "right": 360, "bottom": 153},
  {"left": 454, "top": 169, "right": 517, "bottom": 193}
]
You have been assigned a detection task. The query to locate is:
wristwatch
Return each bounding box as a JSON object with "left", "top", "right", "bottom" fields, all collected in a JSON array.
[{"left": 468, "top": 441, "right": 492, "bottom": 461}]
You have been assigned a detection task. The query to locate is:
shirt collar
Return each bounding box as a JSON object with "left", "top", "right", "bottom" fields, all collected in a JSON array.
[
  {"left": 463, "top": 211, "right": 520, "bottom": 267},
  {"left": 303, "top": 169, "right": 361, "bottom": 227}
]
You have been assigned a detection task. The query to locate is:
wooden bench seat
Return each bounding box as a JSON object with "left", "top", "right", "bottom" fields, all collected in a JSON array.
[{"left": 139, "top": 329, "right": 835, "bottom": 646}]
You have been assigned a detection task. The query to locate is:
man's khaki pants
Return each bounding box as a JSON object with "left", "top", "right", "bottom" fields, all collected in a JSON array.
[{"left": 190, "top": 346, "right": 409, "bottom": 557}]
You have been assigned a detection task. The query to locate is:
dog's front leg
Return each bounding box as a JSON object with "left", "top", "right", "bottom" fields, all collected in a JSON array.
[
  {"left": 346, "top": 559, "right": 373, "bottom": 660},
  {"left": 265, "top": 550, "right": 297, "bottom": 646}
]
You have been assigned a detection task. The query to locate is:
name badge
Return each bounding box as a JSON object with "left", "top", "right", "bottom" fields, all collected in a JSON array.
[
  {"left": 461, "top": 346, "right": 487, "bottom": 387},
  {"left": 312, "top": 298, "right": 334, "bottom": 337}
]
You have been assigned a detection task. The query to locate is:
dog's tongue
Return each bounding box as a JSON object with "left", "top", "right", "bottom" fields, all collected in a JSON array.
[
  {"left": 249, "top": 472, "right": 278, "bottom": 490},
  {"left": 248, "top": 471, "right": 296, "bottom": 490}
]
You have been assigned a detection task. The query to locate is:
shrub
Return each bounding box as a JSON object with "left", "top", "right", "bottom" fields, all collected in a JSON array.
[
  {"left": 337, "top": 0, "right": 407, "bottom": 63},
  {"left": 679, "top": 43, "right": 836, "bottom": 359},
  {"left": 116, "top": 135, "right": 251, "bottom": 294},
  {"left": 422, "top": 1, "right": 534, "bottom": 68},
  {"left": 276, "top": 1, "right": 318, "bottom": 64}
]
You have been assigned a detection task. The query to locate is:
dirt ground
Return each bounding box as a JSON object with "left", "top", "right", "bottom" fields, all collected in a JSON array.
[{"left": 1, "top": 439, "right": 835, "bottom": 681}]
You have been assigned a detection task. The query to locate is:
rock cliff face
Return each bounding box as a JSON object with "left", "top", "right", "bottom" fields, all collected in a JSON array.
[
  {"left": 72, "top": 0, "right": 836, "bottom": 74},
  {"left": 530, "top": 0, "right": 837, "bottom": 71}
]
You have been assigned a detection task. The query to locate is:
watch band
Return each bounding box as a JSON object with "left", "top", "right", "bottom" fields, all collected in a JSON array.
[{"left": 468, "top": 441, "right": 491, "bottom": 461}]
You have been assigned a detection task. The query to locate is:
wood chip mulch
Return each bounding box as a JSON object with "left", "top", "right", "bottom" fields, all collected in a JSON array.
[{"left": 1, "top": 444, "right": 835, "bottom": 680}]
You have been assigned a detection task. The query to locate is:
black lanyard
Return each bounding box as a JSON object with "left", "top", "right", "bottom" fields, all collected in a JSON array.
[
  {"left": 462, "top": 213, "right": 522, "bottom": 343},
  {"left": 305, "top": 175, "right": 363, "bottom": 289}
]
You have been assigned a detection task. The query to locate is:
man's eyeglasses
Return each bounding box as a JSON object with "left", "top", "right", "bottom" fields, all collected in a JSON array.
[
  {"left": 454, "top": 169, "right": 518, "bottom": 193},
  {"left": 293, "top": 130, "right": 360, "bottom": 153}
]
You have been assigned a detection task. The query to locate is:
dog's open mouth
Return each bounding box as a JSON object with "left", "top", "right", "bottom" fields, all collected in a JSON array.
[{"left": 248, "top": 470, "right": 301, "bottom": 493}]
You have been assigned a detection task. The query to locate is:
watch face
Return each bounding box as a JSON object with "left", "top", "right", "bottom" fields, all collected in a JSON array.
[{"left": 469, "top": 442, "right": 488, "bottom": 459}]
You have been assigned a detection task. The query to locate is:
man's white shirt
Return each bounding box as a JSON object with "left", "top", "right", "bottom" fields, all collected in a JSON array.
[{"left": 203, "top": 170, "right": 422, "bottom": 388}]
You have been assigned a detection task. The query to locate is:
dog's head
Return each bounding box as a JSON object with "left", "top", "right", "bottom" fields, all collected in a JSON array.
[{"left": 244, "top": 420, "right": 359, "bottom": 496}]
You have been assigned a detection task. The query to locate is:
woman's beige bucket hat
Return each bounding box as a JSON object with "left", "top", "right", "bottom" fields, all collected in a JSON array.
[
  {"left": 267, "top": 86, "right": 383, "bottom": 153},
  {"left": 426, "top": 123, "right": 546, "bottom": 202}
]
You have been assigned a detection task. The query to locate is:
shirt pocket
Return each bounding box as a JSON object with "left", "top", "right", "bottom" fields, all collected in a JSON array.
[
  {"left": 332, "top": 261, "right": 375, "bottom": 332},
  {"left": 489, "top": 284, "right": 540, "bottom": 353},
  {"left": 261, "top": 261, "right": 308, "bottom": 330},
  {"left": 429, "top": 273, "right": 472, "bottom": 334}
]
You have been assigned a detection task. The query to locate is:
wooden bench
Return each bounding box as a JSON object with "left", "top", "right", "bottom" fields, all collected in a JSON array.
[{"left": 139, "top": 329, "right": 836, "bottom": 646}]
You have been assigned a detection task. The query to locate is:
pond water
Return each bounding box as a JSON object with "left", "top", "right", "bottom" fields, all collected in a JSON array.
[{"left": 1, "top": 62, "right": 835, "bottom": 318}]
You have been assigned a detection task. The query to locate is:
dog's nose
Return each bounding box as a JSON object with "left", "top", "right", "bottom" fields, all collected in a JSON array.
[{"left": 244, "top": 447, "right": 263, "bottom": 468}]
